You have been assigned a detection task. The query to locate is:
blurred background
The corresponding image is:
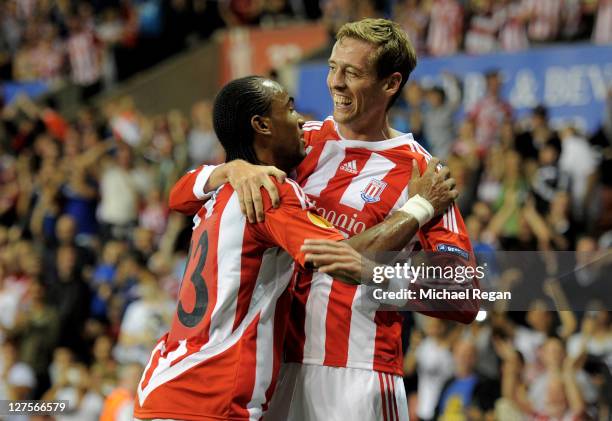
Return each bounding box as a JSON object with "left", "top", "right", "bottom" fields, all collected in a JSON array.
[{"left": 0, "top": 0, "right": 611, "bottom": 419}]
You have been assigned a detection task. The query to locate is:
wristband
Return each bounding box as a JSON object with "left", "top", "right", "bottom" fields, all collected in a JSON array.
[{"left": 398, "top": 194, "right": 435, "bottom": 227}]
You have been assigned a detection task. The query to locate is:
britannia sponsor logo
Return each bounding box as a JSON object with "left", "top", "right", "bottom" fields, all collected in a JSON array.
[
  {"left": 310, "top": 200, "right": 367, "bottom": 236},
  {"left": 360, "top": 179, "right": 387, "bottom": 203}
]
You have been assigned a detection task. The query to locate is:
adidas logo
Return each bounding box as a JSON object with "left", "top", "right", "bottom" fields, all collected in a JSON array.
[{"left": 340, "top": 160, "right": 358, "bottom": 174}]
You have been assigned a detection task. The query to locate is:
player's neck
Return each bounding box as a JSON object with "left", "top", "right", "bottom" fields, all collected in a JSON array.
[
  {"left": 338, "top": 119, "right": 400, "bottom": 141},
  {"left": 255, "top": 147, "right": 293, "bottom": 173}
]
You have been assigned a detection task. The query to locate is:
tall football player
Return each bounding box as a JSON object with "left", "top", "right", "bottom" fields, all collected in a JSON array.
[
  {"left": 169, "top": 19, "right": 479, "bottom": 421},
  {"left": 135, "top": 76, "right": 461, "bottom": 420}
]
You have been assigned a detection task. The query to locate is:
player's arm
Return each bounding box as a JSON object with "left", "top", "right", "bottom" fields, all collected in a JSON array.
[
  {"left": 168, "top": 160, "right": 286, "bottom": 218},
  {"left": 414, "top": 186, "right": 480, "bottom": 323},
  {"left": 347, "top": 158, "right": 455, "bottom": 252},
  {"left": 302, "top": 158, "right": 457, "bottom": 276},
  {"left": 254, "top": 180, "right": 372, "bottom": 285},
  {"left": 169, "top": 123, "right": 319, "bottom": 219}
]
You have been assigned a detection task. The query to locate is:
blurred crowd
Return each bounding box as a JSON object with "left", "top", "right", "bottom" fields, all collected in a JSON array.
[
  {"left": 1, "top": 72, "right": 611, "bottom": 418},
  {"left": 0, "top": 93, "right": 223, "bottom": 419},
  {"left": 1, "top": 15, "right": 612, "bottom": 420},
  {"left": 391, "top": 69, "right": 612, "bottom": 420},
  {"left": 2, "top": 0, "right": 612, "bottom": 99},
  {"left": 402, "top": 305, "right": 612, "bottom": 420}
]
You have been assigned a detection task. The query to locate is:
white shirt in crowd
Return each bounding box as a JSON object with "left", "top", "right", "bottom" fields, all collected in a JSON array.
[{"left": 415, "top": 337, "right": 454, "bottom": 420}]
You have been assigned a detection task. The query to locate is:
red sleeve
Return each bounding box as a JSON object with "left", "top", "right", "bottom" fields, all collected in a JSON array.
[
  {"left": 414, "top": 204, "right": 479, "bottom": 323},
  {"left": 405, "top": 155, "right": 479, "bottom": 323},
  {"left": 252, "top": 179, "right": 344, "bottom": 268},
  {"left": 168, "top": 165, "right": 218, "bottom": 215}
]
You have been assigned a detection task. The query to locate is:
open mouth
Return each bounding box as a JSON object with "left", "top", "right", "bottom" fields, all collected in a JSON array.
[{"left": 333, "top": 94, "right": 352, "bottom": 109}]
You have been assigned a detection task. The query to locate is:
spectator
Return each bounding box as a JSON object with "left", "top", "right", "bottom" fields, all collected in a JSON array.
[
  {"left": 529, "top": 337, "right": 596, "bottom": 415},
  {"left": 187, "top": 100, "right": 224, "bottom": 167},
  {"left": 426, "top": 0, "right": 463, "bottom": 57},
  {"left": 66, "top": 16, "right": 103, "bottom": 101},
  {"left": 422, "top": 79, "right": 461, "bottom": 160},
  {"left": 44, "top": 352, "right": 104, "bottom": 421},
  {"left": 97, "top": 144, "right": 140, "bottom": 241},
  {"left": 96, "top": 8, "right": 125, "bottom": 89},
  {"left": 434, "top": 339, "right": 499, "bottom": 420},
  {"left": 467, "top": 70, "right": 512, "bottom": 150},
  {"left": 566, "top": 303, "right": 612, "bottom": 368},
  {"left": 593, "top": 0, "right": 612, "bottom": 44},
  {"left": 391, "top": 80, "right": 424, "bottom": 139},
  {"left": 515, "top": 105, "right": 561, "bottom": 162},
  {"left": 8, "top": 280, "right": 60, "bottom": 398},
  {"left": 0, "top": 339, "right": 36, "bottom": 400},
  {"left": 47, "top": 245, "right": 91, "bottom": 359},
  {"left": 31, "top": 24, "right": 64, "bottom": 83},
  {"left": 139, "top": 187, "right": 168, "bottom": 241},
  {"left": 394, "top": 0, "right": 429, "bottom": 56},
  {"left": 412, "top": 317, "right": 455, "bottom": 421},
  {"left": 464, "top": 0, "right": 498, "bottom": 55},
  {"left": 543, "top": 191, "right": 577, "bottom": 250},
  {"left": 89, "top": 335, "right": 118, "bottom": 395},
  {"left": 498, "top": 335, "right": 589, "bottom": 420},
  {"left": 523, "top": 0, "right": 563, "bottom": 43},
  {"left": 11, "top": 25, "right": 38, "bottom": 81},
  {"left": 99, "top": 362, "right": 143, "bottom": 421},
  {"left": 496, "top": 0, "right": 529, "bottom": 52},
  {"left": 558, "top": 126, "right": 599, "bottom": 221},
  {"left": 114, "top": 278, "right": 173, "bottom": 365},
  {"left": 531, "top": 142, "right": 570, "bottom": 214}
]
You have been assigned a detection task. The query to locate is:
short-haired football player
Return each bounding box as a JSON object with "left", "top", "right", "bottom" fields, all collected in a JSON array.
[
  {"left": 134, "top": 75, "right": 459, "bottom": 420},
  {"left": 169, "top": 18, "right": 479, "bottom": 421}
]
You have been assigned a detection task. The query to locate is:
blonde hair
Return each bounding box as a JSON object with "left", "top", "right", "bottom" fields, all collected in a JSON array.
[{"left": 336, "top": 18, "right": 417, "bottom": 107}]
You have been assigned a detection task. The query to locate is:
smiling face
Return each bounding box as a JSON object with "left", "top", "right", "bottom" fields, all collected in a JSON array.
[
  {"left": 262, "top": 83, "right": 306, "bottom": 171},
  {"left": 327, "top": 37, "right": 393, "bottom": 135}
]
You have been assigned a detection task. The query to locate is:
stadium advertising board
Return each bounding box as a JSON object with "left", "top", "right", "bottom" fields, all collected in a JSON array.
[
  {"left": 219, "top": 23, "right": 329, "bottom": 86},
  {"left": 297, "top": 44, "right": 612, "bottom": 134}
]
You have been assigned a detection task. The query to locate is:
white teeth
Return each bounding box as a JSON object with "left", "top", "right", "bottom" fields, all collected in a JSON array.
[{"left": 334, "top": 94, "right": 351, "bottom": 105}]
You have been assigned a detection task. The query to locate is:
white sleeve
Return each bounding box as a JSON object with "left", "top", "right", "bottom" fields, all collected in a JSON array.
[{"left": 193, "top": 164, "right": 220, "bottom": 200}]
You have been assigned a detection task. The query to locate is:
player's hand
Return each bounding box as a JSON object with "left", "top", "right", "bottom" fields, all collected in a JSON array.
[
  {"left": 302, "top": 239, "right": 374, "bottom": 285},
  {"left": 408, "top": 158, "right": 458, "bottom": 217},
  {"left": 224, "top": 160, "right": 287, "bottom": 223}
]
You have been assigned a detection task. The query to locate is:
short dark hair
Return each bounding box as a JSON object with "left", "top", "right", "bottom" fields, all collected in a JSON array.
[
  {"left": 430, "top": 86, "right": 446, "bottom": 102},
  {"left": 212, "top": 76, "right": 276, "bottom": 164},
  {"left": 485, "top": 69, "right": 500, "bottom": 80},
  {"left": 533, "top": 105, "right": 548, "bottom": 120}
]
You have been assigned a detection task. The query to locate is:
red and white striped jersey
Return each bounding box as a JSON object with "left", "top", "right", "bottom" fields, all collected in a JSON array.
[
  {"left": 426, "top": 0, "right": 463, "bottom": 57},
  {"left": 523, "top": 0, "right": 562, "bottom": 42},
  {"left": 593, "top": 0, "right": 612, "bottom": 44},
  {"left": 67, "top": 30, "right": 101, "bottom": 86},
  {"left": 464, "top": 12, "right": 499, "bottom": 55},
  {"left": 467, "top": 95, "right": 513, "bottom": 150},
  {"left": 284, "top": 117, "right": 474, "bottom": 375},
  {"left": 167, "top": 117, "right": 476, "bottom": 378},
  {"left": 496, "top": 2, "right": 529, "bottom": 52},
  {"left": 135, "top": 179, "right": 343, "bottom": 421}
]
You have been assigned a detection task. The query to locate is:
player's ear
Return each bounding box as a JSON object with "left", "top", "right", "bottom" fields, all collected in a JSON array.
[
  {"left": 251, "top": 115, "right": 272, "bottom": 135},
  {"left": 384, "top": 72, "right": 402, "bottom": 97}
]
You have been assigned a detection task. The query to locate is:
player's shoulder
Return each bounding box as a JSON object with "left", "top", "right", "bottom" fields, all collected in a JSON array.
[
  {"left": 303, "top": 116, "right": 334, "bottom": 132},
  {"left": 401, "top": 135, "right": 433, "bottom": 161},
  {"left": 275, "top": 178, "right": 311, "bottom": 210},
  {"left": 303, "top": 117, "right": 339, "bottom": 145}
]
